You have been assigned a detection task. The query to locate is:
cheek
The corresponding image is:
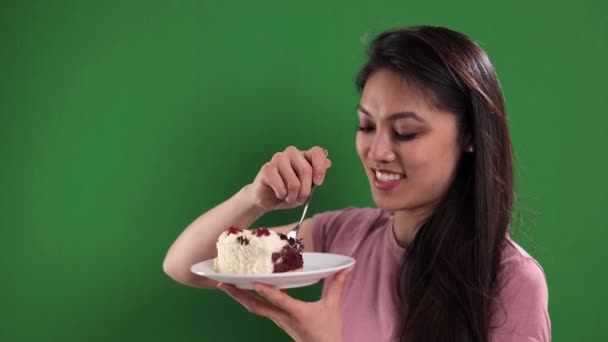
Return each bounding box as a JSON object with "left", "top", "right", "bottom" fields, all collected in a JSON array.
[
  {"left": 355, "top": 134, "right": 368, "bottom": 159},
  {"left": 405, "top": 140, "right": 460, "bottom": 180},
  {"left": 405, "top": 151, "right": 459, "bottom": 204}
]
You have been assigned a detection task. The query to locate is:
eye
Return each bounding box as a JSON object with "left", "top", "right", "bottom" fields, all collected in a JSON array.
[
  {"left": 356, "top": 125, "right": 375, "bottom": 133},
  {"left": 394, "top": 132, "right": 418, "bottom": 141}
]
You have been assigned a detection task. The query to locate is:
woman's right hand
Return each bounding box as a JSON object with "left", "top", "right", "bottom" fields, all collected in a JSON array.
[{"left": 245, "top": 146, "right": 332, "bottom": 212}]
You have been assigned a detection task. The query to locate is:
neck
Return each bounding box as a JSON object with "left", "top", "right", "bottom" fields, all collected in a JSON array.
[{"left": 393, "top": 207, "right": 433, "bottom": 248}]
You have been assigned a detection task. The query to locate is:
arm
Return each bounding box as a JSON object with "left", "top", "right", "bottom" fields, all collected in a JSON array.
[
  {"left": 162, "top": 146, "right": 329, "bottom": 288},
  {"left": 162, "top": 190, "right": 317, "bottom": 288},
  {"left": 162, "top": 184, "right": 262, "bottom": 288},
  {"left": 490, "top": 257, "right": 551, "bottom": 342}
]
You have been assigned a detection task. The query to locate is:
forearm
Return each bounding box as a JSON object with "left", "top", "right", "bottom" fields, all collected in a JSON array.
[{"left": 163, "top": 184, "right": 265, "bottom": 288}]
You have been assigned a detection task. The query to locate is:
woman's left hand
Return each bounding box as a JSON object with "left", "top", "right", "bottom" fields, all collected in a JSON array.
[{"left": 217, "top": 267, "right": 353, "bottom": 342}]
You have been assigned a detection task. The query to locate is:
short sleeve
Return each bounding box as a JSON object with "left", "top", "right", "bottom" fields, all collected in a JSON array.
[
  {"left": 311, "top": 208, "right": 353, "bottom": 253},
  {"left": 490, "top": 257, "right": 551, "bottom": 342},
  {"left": 312, "top": 207, "right": 388, "bottom": 255}
]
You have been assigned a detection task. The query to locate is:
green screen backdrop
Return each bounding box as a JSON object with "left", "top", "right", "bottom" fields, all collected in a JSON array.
[{"left": 1, "top": 0, "right": 606, "bottom": 341}]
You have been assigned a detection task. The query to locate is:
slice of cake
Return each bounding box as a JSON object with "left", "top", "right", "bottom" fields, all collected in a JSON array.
[{"left": 213, "top": 226, "right": 304, "bottom": 274}]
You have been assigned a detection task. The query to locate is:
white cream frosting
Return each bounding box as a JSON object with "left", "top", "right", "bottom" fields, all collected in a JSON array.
[{"left": 213, "top": 229, "right": 288, "bottom": 274}]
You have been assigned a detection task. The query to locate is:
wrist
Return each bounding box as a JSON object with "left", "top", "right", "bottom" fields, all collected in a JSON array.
[{"left": 235, "top": 184, "right": 267, "bottom": 220}]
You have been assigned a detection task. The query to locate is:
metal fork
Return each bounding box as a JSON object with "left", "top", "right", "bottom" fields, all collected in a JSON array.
[{"left": 286, "top": 150, "right": 328, "bottom": 240}]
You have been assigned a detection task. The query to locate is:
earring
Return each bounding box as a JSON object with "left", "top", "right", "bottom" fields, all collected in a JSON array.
[{"left": 467, "top": 146, "right": 474, "bottom": 152}]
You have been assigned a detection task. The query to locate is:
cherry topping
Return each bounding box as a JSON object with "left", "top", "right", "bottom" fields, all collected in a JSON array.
[
  {"left": 254, "top": 228, "right": 270, "bottom": 237},
  {"left": 227, "top": 226, "right": 243, "bottom": 235}
]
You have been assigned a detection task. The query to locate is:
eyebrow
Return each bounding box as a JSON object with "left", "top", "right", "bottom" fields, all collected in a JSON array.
[{"left": 357, "top": 104, "right": 426, "bottom": 123}]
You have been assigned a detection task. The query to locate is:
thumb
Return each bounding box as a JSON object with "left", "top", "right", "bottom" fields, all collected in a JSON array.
[{"left": 325, "top": 267, "right": 354, "bottom": 307}]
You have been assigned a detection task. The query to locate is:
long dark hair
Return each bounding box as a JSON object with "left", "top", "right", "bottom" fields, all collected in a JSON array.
[{"left": 356, "top": 26, "right": 514, "bottom": 342}]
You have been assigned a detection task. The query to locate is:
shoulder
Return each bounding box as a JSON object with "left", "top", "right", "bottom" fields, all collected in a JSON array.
[
  {"left": 499, "top": 239, "right": 548, "bottom": 298},
  {"left": 491, "top": 239, "right": 551, "bottom": 341},
  {"left": 313, "top": 207, "right": 389, "bottom": 228}
]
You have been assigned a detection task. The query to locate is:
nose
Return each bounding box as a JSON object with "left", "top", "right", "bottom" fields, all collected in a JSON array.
[{"left": 369, "top": 131, "right": 396, "bottom": 163}]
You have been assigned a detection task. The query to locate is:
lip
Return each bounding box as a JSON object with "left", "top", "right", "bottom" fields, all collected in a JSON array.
[
  {"left": 371, "top": 168, "right": 405, "bottom": 191},
  {"left": 371, "top": 168, "right": 404, "bottom": 175}
]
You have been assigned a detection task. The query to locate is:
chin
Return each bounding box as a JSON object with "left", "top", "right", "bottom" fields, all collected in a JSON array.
[
  {"left": 370, "top": 187, "right": 429, "bottom": 213},
  {"left": 371, "top": 196, "right": 408, "bottom": 212}
]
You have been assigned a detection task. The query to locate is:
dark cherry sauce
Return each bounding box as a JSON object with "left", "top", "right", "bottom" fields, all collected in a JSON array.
[
  {"left": 253, "top": 228, "right": 270, "bottom": 237},
  {"left": 227, "top": 226, "right": 243, "bottom": 235}
]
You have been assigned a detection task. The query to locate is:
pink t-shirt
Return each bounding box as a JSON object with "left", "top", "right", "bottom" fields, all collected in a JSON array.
[{"left": 313, "top": 207, "right": 551, "bottom": 342}]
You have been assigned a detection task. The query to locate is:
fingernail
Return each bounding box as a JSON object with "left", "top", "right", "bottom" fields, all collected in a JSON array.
[{"left": 315, "top": 175, "right": 323, "bottom": 185}]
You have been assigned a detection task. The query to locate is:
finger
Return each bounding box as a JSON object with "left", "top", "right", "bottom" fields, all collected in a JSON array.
[
  {"left": 218, "top": 283, "right": 289, "bottom": 321},
  {"left": 253, "top": 283, "right": 304, "bottom": 314},
  {"left": 287, "top": 151, "right": 313, "bottom": 202},
  {"left": 261, "top": 162, "right": 287, "bottom": 200},
  {"left": 324, "top": 267, "right": 354, "bottom": 307},
  {"left": 304, "top": 147, "right": 330, "bottom": 185},
  {"left": 275, "top": 153, "right": 301, "bottom": 204}
]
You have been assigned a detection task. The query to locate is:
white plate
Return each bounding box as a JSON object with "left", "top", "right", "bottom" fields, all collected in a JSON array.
[{"left": 191, "top": 252, "right": 356, "bottom": 289}]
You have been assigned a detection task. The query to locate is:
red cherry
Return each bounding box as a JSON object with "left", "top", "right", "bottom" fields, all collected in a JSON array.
[
  {"left": 254, "top": 228, "right": 270, "bottom": 237},
  {"left": 227, "top": 226, "right": 243, "bottom": 235}
]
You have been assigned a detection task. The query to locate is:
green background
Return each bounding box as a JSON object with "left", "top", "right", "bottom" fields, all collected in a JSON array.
[{"left": 1, "top": 0, "right": 606, "bottom": 341}]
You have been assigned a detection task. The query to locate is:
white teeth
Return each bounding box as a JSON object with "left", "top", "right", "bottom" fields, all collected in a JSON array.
[{"left": 375, "top": 170, "right": 404, "bottom": 182}]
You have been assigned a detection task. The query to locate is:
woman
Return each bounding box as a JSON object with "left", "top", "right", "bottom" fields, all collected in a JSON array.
[{"left": 163, "top": 26, "right": 551, "bottom": 341}]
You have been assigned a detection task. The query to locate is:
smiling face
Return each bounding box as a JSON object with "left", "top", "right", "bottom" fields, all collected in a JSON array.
[{"left": 356, "top": 68, "right": 465, "bottom": 213}]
